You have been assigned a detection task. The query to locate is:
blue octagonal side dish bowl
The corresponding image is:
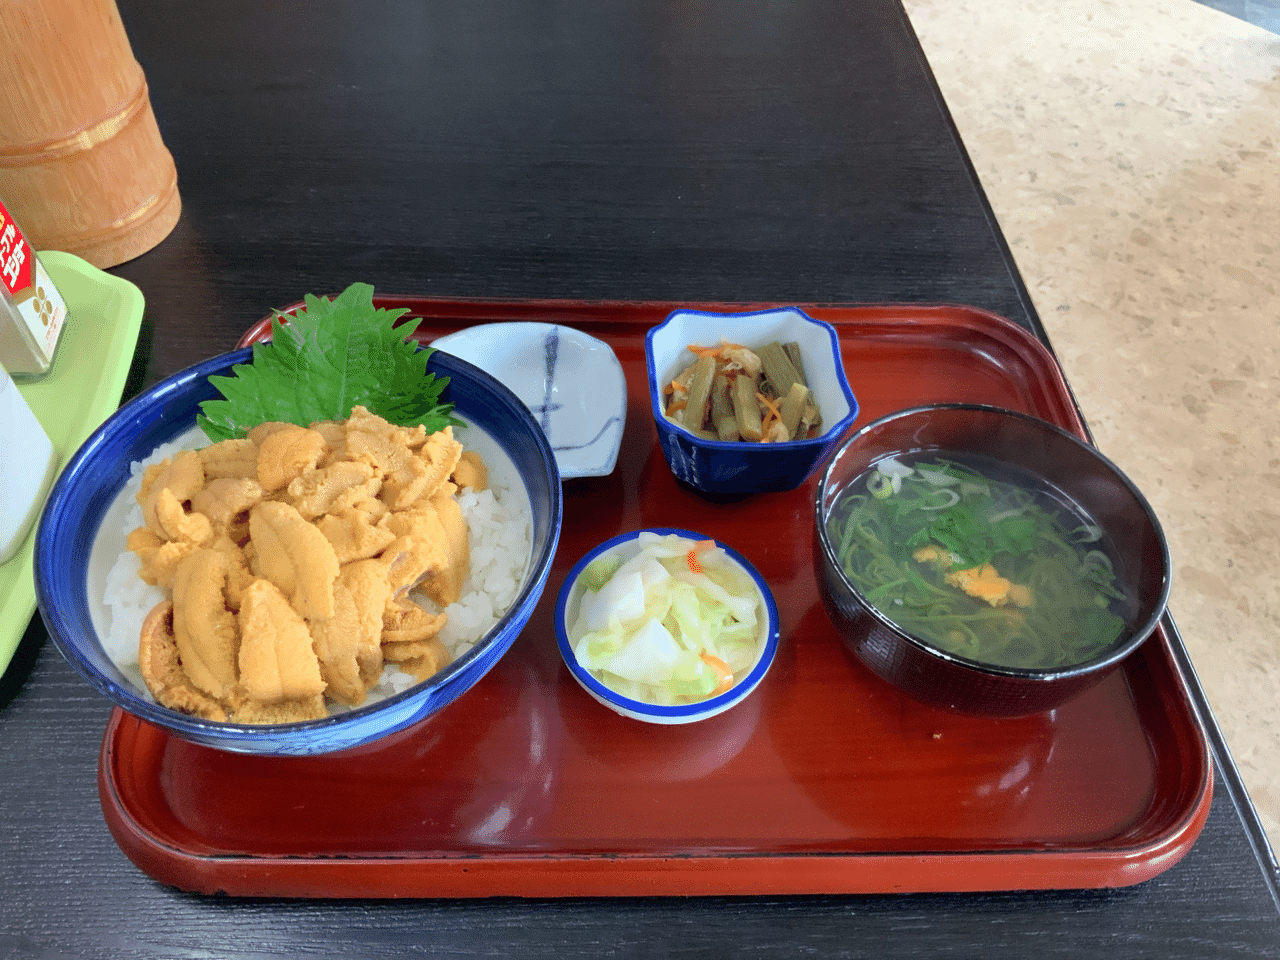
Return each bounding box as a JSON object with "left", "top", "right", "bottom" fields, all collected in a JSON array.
[
  {"left": 34, "top": 346, "right": 562, "bottom": 756},
  {"left": 645, "top": 307, "right": 859, "bottom": 496}
]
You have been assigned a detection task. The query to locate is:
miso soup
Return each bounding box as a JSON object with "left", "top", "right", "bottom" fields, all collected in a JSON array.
[{"left": 826, "top": 452, "right": 1132, "bottom": 670}]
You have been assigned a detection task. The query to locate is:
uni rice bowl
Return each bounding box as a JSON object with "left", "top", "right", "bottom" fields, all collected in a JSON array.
[{"left": 88, "top": 422, "right": 534, "bottom": 717}]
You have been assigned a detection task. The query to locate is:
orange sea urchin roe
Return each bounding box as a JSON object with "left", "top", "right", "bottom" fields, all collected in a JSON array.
[{"left": 131, "top": 406, "right": 489, "bottom": 723}]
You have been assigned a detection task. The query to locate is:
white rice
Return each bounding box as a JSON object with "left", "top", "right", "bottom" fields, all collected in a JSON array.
[{"left": 99, "top": 426, "right": 532, "bottom": 712}]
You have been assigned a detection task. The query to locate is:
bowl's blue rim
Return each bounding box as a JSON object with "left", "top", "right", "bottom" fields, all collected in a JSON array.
[
  {"left": 643, "top": 306, "right": 860, "bottom": 451},
  {"left": 553, "top": 526, "right": 781, "bottom": 720},
  {"left": 34, "top": 344, "right": 563, "bottom": 741},
  {"left": 813, "top": 401, "right": 1173, "bottom": 682}
]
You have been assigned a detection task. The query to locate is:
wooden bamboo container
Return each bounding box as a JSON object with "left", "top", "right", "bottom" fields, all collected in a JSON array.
[{"left": 0, "top": 0, "right": 180, "bottom": 268}]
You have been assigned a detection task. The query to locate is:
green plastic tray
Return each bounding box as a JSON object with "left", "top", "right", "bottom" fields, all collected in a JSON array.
[{"left": 0, "top": 252, "right": 144, "bottom": 679}]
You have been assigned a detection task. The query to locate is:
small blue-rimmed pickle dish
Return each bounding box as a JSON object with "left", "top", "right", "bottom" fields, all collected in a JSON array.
[
  {"left": 555, "top": 528, "right": 780, "bottom": 724},
  {"left": 645, "top": 307, "right": 859, "bottom": 496}
]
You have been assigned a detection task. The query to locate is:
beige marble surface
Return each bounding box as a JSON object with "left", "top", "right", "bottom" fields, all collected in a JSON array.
[{"left": 900, "top": 0, "right": 1280, "bottom": 851}]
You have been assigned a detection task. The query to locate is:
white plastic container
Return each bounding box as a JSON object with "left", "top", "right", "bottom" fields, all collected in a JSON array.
[{"left": 0, "top": 361, "right": 58, "bottom": 563}]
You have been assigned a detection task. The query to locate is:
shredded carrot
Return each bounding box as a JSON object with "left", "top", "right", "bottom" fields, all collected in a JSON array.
[
  {"left": 756, "top": 391, "right": 784, "bottom": 443},
  {"left": 685, "top": 540, "right": 716, "bottom": 574},
  {"left": 700, "top": 652, "right": 735, "bottom": 695},
  {"left": 667, "top": 398, "right": 687, "bottom": 415},
  {"left": 668, "top": 379, "right": 684, "bottom": 394},
  {"left": 756, "top": 391, "right": 782, "bottom": 422}
]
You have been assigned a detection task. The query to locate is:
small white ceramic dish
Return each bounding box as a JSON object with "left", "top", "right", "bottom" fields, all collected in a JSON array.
[
  {"left": 431, "top": 323, "right": 627, "bottom": 480},
  {"left": 554, "top": 528, "right": 780, "bottom": 725}
]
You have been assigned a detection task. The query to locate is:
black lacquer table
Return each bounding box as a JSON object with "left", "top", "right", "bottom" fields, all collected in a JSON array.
[{"left": 2, "top": 2, "right": 1278, "bottom": 957}]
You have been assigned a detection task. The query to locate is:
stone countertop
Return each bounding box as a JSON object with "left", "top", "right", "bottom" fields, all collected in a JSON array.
[{"left": 901, "top": 0, "right": 1280, "bottom": 850}]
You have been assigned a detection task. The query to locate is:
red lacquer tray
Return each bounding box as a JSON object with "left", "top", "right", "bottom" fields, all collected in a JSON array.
[{"left": 98, "top": 301, "right": 1212, "bottom": 897}]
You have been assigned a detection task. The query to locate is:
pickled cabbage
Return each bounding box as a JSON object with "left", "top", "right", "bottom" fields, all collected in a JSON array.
[{"left": 570, "top": 533, "right": 763, "bottom": 705}]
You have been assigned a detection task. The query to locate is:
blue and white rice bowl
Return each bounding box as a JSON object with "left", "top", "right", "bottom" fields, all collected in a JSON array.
[
  {"left": 35, "top": 347, "right": 562, "bottom": 756},
  {"left": 554, "top": 527, "right": 780, "bottom": 725}
]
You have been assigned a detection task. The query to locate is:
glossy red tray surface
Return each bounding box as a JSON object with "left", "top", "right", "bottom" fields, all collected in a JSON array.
[{"left": 99, "top": 301, "right": 1212, "bottom": 897}]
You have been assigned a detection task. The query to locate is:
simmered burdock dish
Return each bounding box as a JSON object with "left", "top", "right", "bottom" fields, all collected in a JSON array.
[
  {"left": 662, "top": 340, "right": 823, "bottom": 444},
  {"left": 645, "top": 307, "right": 860, "bottom": 496}
]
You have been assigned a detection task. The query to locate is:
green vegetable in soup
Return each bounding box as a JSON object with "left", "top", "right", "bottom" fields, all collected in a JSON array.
[{"left": 827, "top": 454, "right": 1127, "bottom": 670}]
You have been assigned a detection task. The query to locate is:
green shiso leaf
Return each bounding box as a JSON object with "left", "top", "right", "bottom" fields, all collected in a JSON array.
[{"left": 196, "top": 282, "right": 463, "bottom": 443}]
